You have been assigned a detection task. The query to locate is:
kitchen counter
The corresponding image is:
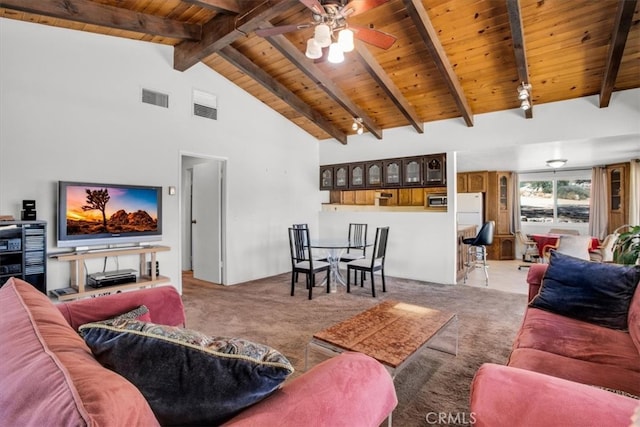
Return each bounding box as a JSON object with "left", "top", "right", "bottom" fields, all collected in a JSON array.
[{"left": 457, "top": 225, "right": 478, "bottom": 281}]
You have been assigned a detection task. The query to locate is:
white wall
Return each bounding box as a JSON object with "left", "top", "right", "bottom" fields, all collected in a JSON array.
[{"left": 0, "top": 19, "right": 321, "bottom": 292}]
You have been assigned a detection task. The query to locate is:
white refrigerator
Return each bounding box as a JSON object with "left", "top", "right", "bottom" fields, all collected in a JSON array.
[{"left": 457, "top": 192, "right": 484, "bottom": 232}]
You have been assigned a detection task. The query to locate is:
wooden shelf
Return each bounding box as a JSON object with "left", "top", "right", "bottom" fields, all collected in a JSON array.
[
  {"left": 54, "top": 275, "right": 170, "bottom": 301},
  {"left": 50, "top": 245, "right": 170, "bottom": 300}
]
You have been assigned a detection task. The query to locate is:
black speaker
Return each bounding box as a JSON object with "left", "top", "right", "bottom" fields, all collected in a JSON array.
[{"left": 21, "top": 200, "right": 36, "bottom": 220}]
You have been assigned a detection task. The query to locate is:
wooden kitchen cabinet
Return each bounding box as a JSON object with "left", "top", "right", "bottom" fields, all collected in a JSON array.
[
  {"left": 349, "top": 163, "right": 366, "bottom": 189},
  {"left": 398, "top": 188, "right": 425, "bottom": 206},
  {"left": 355, "top": 190, "right": 376, "bottom": 205},
  {"left": 457, "top": 173, "right": 468, "bottom": 193},
  {"left": 402, "top": 157, "right": 423, "bottom": 186},
  {"left": 334, "top": 165, "right": 349, "bottom": 190},
  {"left": 424, "top": 154, "right": 446, "bottom": 186},
  {"left": 320, "top": 165, "right": 334, "bottom": 190},
  {"left": 366, "top": 161, "right": 383, "bottom": 188},
  {"left": 607, "top": 162, "right": 629, "bottom": 234},
  {"left": 457, "top": 171, "right": 488, "bottom": 193},
  {"left": 383, "top": 159, "right": 402, "bottom": 187},
  {"left": 486, "top": 171, "right": 514, "bottom": 260}
]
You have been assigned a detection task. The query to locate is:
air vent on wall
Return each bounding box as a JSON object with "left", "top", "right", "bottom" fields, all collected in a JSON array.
[
  {"left": 142, "top": 88, "right": 169, "bottom": 108},
  {"left": 193, "top": 89, "right": 217, "bottom": 120}
]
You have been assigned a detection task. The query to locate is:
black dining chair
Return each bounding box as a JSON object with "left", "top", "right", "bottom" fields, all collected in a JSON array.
[
  {"left": 288, "top": 227, "right": 330, "bottom": 300},
  {"left": 462, "top": 221, "right": 495, "bottom": 286},
  {"left": 346, "top": 226, "right": 389, "bottom": 297},
  {"left": 340, "top": 223, "right": 368, "bottom": 262}
]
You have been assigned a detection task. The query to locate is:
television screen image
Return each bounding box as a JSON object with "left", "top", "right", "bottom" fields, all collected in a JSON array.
[{"left": 57, "top": 181, "right": 162, "bottom": 248}]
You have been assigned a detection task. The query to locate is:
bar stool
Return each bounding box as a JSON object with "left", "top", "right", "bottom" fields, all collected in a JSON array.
[{"left": 463, "top": 221, "right": 495, "bottom": 286}]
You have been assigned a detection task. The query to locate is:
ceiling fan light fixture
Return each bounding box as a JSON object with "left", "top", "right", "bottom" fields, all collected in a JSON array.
[
  {"left": 305, "top": 38, "right": 322, "bottom": 59},
  {"left": 546, "top": 159, "right": 567, "bottom": 168},
  {"left": 314, "top": 24, "right": 332, "bottom": 48},
  {"left": 338, "top": 29, "right": 354, "bottom": 52},
  {"left": 327, "top": 42, "right": 345, "bottom": 63}
]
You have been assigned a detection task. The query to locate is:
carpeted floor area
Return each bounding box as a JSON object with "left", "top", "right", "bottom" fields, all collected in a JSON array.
[{"left": 181, "top": 272, "right": 527, "bottom": 427}]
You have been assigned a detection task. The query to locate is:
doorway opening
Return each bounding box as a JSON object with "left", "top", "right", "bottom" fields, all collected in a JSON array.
[{"left": 180, "top": 153, "right": 227, "bottom": 285}]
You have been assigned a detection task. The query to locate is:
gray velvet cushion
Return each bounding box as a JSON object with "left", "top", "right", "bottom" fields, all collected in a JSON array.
[
  {"left": 79, "top": 318, "right": 293, "bottom": 426},
  {"left": 530, "top": 251, "right": 640, "bottom": 330}
]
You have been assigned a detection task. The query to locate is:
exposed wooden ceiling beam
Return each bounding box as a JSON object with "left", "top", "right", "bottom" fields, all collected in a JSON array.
[
  {"left": 174, "top": 0, "right": 298, "bottom": 71},
  {"left": 264, "top": 31, "right": 383, "bottom": 140},
  {"left": 354, "top": 41, "right": 424, "bottom": 134},
  {"left": 183, "top": 0, "right": 240, "bottom": 14},
  {"left": 402, "top": 0, "right": 474, "bottom": 127},
  {"left": 0, "top": 0, "right": 202, "bottom": 41},
  {"left": 599, "top": 0, "right": 637, "bottom": 108},
  {"left": 217, "top": 46, "right": 348, "bottom": 144},
  {"left": 507, "top": 0, "right": 533, "bottom": 119}
]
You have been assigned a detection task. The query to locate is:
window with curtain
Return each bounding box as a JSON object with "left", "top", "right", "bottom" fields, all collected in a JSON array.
[{"left": 519, "top": 170, "right": 591, "bottom": 224}]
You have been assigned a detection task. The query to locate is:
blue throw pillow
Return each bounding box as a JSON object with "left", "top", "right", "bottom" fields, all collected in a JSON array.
[
  {"left": 530, "top": 251, "right": 640, "bottom": 330},
  {"left": 79, "top": 319, "right": 293, "bottom": 426}
]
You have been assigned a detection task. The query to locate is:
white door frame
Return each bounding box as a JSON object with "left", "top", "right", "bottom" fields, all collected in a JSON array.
[{"left": 179, "top": 151, "right": 227, "bottom": 285}]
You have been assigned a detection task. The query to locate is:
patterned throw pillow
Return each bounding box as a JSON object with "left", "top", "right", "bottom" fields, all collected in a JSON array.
[
  {"left": 110, "top": 305, "right": 151, "bottom": 322},
  {"left": 79, "top": 319, "right": 293, "bottom": 426}
]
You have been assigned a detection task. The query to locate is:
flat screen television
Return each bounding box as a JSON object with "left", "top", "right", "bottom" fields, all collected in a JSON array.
[{"left": 57, "top": 181, "right": 162, "bottom": 249}]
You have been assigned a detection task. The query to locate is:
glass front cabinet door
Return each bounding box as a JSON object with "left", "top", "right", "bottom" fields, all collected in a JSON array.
[
  {"left": 366, "top": 161, "right": 383, "bottom": 188},
  {"left": 349, "top": 163, "right": 365, "bottom": 189},
  {"left": 319, "top": 166, "right": 333, "bottom": 190},
  {"left": 334, "top": 165, "right": 348, "bottom": 189},
  {"left": 383, "top": 160, "right": 402, "bottom": 187},
  {"left": 402, "top": 157, "right": 423, "bottom": 186}
]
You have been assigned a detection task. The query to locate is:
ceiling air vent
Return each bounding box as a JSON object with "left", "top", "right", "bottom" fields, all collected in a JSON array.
[
  {"left": 141, "top": 88, "right": 169, "bottom": 108},
  {"left": 193, "top": 89, "right": 217, "bottom": 120}
]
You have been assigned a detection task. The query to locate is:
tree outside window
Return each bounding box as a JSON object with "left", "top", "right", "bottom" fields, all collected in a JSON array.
[{"left": 520, "top": 173, "right": 591, "bottom": 223}]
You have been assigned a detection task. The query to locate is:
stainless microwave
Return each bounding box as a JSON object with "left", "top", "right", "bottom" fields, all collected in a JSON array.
[{"left": 427, "top": 194, "right": 447, "bottom": 207}]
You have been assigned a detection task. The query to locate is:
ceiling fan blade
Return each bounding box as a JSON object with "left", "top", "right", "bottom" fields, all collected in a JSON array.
[
  {"left": 255, "top": 24, "right": 312, "bottom": 38},
  {"left": 350, "top": 25, "right": 396, "bottom": 49},
  {"left": 299, "top": 0, "right": 325, "bottom": 16},
  {"left": 340, "top": 0, "right": 390, "bottom": 18}
]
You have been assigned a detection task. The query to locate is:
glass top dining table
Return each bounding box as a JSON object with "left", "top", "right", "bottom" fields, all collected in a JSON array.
[{"left": 310, "top": 240, "right": 372, "bottom": 291}]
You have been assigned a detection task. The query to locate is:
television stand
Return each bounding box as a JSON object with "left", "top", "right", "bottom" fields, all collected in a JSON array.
[{"left": 50, "top": 245, "right": 170, "bottom": 301}]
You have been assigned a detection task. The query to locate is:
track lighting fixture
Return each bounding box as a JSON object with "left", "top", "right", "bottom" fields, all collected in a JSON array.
[
  {"left": 517, "top": 82, "right": 532, "bottom": 110},
  {"left": 352, "top": 117, "right": 364, "bottom": 134}
]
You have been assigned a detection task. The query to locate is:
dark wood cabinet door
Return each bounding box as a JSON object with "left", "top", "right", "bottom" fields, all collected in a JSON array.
[
  {"left": 402, "top": 157, "right": 423, "bottom": 186},
  {"left": 319, "top": 166, "right": 334, "bottom": 190},
  {"left": 366, "top": 161, "right": 383, "bottom": 188},
  {"left": 383, "top": 160, "right": 402, "bottom": 187},
  {"left": 334, "top": 165, "right": 349, "bottom": 189},
  {"left": 424, "top": 154, "right": 446, "bottom": 186},
  {"left": 349, "top": 163, "right": 366, "bottom": 189}
]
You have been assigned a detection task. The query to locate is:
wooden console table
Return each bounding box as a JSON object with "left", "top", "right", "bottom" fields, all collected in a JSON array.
[{"left": 50, "top": 245, "right": 170, "bottom": 301}]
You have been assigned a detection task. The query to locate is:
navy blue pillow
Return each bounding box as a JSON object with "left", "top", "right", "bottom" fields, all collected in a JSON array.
[
  {"left": 79, "top": 319, "right": 294, "bottom": 426},
  {"left": 530, "top": 251, "right": 640, "bottom": 330}
]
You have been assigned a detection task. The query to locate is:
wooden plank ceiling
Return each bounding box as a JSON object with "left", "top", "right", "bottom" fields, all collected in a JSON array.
[{"left": 2, "top": 0, "right": 638, "bottom": 145}]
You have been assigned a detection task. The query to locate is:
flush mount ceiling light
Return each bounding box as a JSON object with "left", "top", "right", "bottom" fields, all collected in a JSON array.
[
  {"left": 517, "top": 82, "right": 532, "bottom": 110},
  {"left": 546, "top": 159, "right": 567, "bottom": 168},
  {"left": 352, "top": 117, "right": 364, "bottom": 134}
]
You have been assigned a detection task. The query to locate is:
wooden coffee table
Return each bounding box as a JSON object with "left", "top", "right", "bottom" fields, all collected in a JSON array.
[{"left": 306, "top": 300, "right": 458, "bottom": 378}]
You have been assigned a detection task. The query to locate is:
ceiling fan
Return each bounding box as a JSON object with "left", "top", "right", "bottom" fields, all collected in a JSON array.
[{"left": 255, "top": 0, "right": 396, "bottom": 63}]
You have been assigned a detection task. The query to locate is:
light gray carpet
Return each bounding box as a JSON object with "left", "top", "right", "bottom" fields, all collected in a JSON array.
[{"left": 181, "top": 273, "right": 527, "bottom": 427}]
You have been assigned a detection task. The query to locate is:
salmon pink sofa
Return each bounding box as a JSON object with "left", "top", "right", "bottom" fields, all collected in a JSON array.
[
  {"left": 470, "top": 254, "right": 640, "bottom": 426},
  {"left": 0, "top": 278, "right": 397, "bottom": 426}
]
